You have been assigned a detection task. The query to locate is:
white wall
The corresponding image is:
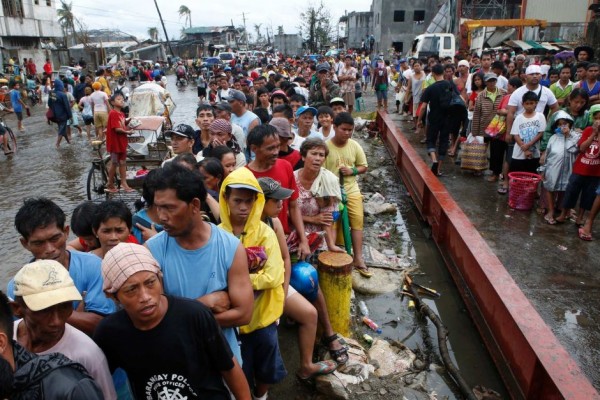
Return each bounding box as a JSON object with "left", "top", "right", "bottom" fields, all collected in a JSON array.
[{"left": 525, "top": 0, "right": 588, "bottom": 23}]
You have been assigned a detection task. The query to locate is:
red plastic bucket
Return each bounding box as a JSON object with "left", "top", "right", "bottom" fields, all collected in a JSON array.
[{"left": 508, "top": 172, "right": 542, "bottom": 210}]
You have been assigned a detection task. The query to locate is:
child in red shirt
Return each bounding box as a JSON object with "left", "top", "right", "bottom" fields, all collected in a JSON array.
[
  {"left": 106, "top": 93, "right": 134, "bottom": 192},
  {"left": 556, "top": 107, "right": 600, "bottom": 233}
]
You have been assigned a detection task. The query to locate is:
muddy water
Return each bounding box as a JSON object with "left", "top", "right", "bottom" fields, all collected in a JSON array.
[
  {"left": 0, "top": 76, "right": 199, "bottom": 289},
  {"left": 355, "top": 139, "right": 507, "bottom": 398}
]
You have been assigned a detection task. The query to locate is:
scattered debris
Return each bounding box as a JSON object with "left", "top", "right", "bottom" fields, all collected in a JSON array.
[
  {"left": 364, "top": 193, "right": 397, "bottom": 215},
  {"left": 367, "top": 339, "right": 416, "bottom": 377}
]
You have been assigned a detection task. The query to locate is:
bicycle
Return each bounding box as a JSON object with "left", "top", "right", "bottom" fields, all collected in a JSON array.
[
  {"left": 86, "top": 140, "right": 113, "bottom": 201},
  {"left": 0, "top": 105, "right": 17, "bottom": 155}
]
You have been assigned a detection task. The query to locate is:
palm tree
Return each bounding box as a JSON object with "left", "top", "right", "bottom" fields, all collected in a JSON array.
[
  {"left": 148, "top": 27, "right": 159, "bottom": 42},
  {"left": 57, "top": 0, "right": 76, "bottom": 45},
  {"left": 178, "top": 5, "right": 192, "bottom": 29},
  {"left": 254, "top": 23, "right": 262, "bottom": 44}
]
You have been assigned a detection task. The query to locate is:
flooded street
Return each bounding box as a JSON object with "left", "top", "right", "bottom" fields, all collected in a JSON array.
[{"left": 0, "top": 76, "right": 198, "bottom": 288}]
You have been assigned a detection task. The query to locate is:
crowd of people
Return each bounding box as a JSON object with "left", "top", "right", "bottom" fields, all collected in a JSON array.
[
  {"left": 2, "top": 42, "right": 600, "bottom": 398},
  {"left": 1, "top": 51, "right": 375, "bottom": 397},
  {"left": 392, "top": 45, "right": 600, "bottom": 240}
]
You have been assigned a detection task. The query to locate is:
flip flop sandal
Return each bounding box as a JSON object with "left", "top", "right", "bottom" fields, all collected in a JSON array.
[
  {"left": 355, "top": 265, "right": 373, "bottom": 278},
  {"left": 321, "top": 334, "right": 349, "bottom": 365},
  {"left": 497, "top": 187, "right": 508, "bottom": 194},
  {"left": 544, "top": 215, "right": 557, "bottom": 225},
  {"left": 578, "top": 227, "right": 593, "bottom": 241},
  {"left": 296, "top": 360, "right": 337, "bottom": 382},
  {"left": 105, "top": 187, "right": 118, "bottom": 193}
]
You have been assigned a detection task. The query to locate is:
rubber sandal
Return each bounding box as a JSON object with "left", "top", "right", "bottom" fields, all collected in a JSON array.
[
  {"left": 321, "top": 334, "right": 349, "bottom": 365},
  {"left": 121, "top": 187, "right": 136, "bottom": 193},
  {"left": 296, "top": 360, "right": 337, "bottom": 381},
  {"left": 105, "top": 187, "right": 118, "bottom": 193},
  {"left": 544, "top": 215, "right": 557, "bottom": 225},
  {"left": 497, "top": 187, "right": 507, "bottom": 195},
  {"left": 578, "top": 227, "right": 593, "bottom": 241},
  {"left": 355, "top": 265, "right": 373, "bottom": 278}
]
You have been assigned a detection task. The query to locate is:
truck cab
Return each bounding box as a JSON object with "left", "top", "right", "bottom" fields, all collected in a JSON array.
[{"left": 412, "top": 34, "right": 455, "bottom": 59}]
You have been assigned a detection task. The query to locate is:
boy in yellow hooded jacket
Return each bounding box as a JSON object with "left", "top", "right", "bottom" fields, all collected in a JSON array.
[{"left": 219, "top": 167, "right": 286, "bottom": 400}]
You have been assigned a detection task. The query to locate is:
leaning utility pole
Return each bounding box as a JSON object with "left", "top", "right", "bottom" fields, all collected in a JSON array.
[
  {"left": 242, "top": 12, "right": 249, "bottom": 50},
  {"left": 153, "top": 0, "right": 175, "bottom": 57}
]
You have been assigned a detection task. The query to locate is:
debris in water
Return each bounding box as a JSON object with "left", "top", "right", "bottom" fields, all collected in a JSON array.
[
  {"left": 377, "top": 231, "right": 390, "bottom": 239},
  {"left": 362, "top": 334, "right": 373, "bottom": 344},
  {"left": 358, "top": 300, "right": 369, "bottom": 316},
  {"left": 362, "top": 316, "right": 382, "bottom": 333},
  {"left": 557, "top": 245, "right": 567, "bottom": 251}
]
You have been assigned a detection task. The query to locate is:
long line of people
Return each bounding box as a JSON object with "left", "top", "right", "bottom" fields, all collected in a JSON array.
[
  {"left": 395, "top": 46, "right": 600, "bottom": 241},
  {"left": 1, "top": 63, "right": 373, "bottom": 398}
]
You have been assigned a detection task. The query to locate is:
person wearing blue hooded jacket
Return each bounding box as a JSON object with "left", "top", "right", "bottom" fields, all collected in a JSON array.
[{"left": 48, "top": 79, "right": 73, "bottom": 148}]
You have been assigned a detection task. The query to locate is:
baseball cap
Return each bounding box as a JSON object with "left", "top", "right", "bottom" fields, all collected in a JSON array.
[
  {"left": 258, "top": 177, "right": 294, "bottom": 200},
  {"left": 484, "top": 73, "right": 498, "bottom": 81},
  {"left": 296, "top": 105, "right": 318, "bottom": 118},
  {"left": 526, "top": 65, "right": 541, "bottom": 75},
  {"left": 330, "top": 97, "right": 345, "bottom": 106},
  {"left": 399, "top": 58, "right": 407, "bottom": 63},
  {"left": 166, "top": 123, "right": 195, "bottom": 139},
  {"left": 226, "top": 89, "right": 246, "bottom": 102},
  {"left": 269, "top": 117, "right": 292, "bottom": 138},
  {"left": 102, "top": 243, "right": 161, "bottom": 294},
  {"left": 13, "top": 260, "right": 82, "bottom": 312},
  {"left": 224, "top": 66, "right": 232, "bottom": 71},
  {"left": 458, "top": 60, "right": 470, "bottom": 68},
  {"left": 227, "top": 183, "right": 263, "bottom": 192},
  {"left": 214, "top": 102, "right": 232, "bottom": 112},
  {"left": 316, "top": 63, "right": 330, "bottom": 73}
]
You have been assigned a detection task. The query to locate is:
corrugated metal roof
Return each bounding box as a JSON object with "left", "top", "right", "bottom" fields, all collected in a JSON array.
[
  {"left": 183, "top": 26, "right": 232, "bottom": 34},
  {"left": 525, "top": 40, "right": 544, "bottom": 49},
  {"left": 505, "top": 40, "right": 533, "bottom": 50}
]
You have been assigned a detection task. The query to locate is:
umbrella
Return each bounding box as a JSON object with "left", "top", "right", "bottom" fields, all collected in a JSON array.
[
  {"left": 339, "top": 172, "right": 353, "bottom": 255},
  {"left": 554, "top": 50, "right": 574, "bottom": 60}
]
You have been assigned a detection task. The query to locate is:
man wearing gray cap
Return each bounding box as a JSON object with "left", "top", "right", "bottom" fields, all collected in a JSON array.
[
  {"left": 228, "top": 89, "right": 260, "bottom": 161},
  {"left": 10, "top": 260, "right": 116, "bottom": 399},
  {"left": 309, "top": 63, "right": 341, "bottom": 108},
  {"left": 94, "top": 243, "right": 251, "bottom": 400}
]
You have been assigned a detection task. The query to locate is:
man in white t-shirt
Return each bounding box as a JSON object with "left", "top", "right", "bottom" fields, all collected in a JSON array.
[
  {"left": 10, "top": 260, "right": 117, "bottom": 400},
  {"left": 506, "top": 64, "right": 559, "bottom": 137}
]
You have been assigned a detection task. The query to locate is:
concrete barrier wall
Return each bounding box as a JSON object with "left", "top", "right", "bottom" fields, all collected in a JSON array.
[{"left": 376, "top": 111, "right": 599, "bottom": 400}]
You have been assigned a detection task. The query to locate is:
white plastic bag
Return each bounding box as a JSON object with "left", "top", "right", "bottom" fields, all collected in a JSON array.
[{"left": 466, "top": 133, "right": 484, "bottom": 144}]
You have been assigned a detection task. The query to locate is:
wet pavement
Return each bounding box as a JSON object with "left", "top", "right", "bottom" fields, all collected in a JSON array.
[
  {"left": 0, "top": 77, "right": 200, "bottom": 288},
  {"left": 385, "top": 110, "right": 600, "bottom": 390}
]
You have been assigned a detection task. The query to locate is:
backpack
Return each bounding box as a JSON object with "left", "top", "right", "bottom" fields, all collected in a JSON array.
[
  {"left": 438, "top": 82, "right": 454, "bottom": 110},
  {"left": 176, "top": 66, "right": 185, "bottom": 75}
]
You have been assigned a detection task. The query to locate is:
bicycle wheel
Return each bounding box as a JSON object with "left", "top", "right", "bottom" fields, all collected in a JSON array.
[
  {"left": 86, "top": 163, "right": 108, "bottom": 200},
  {"left": 5, "top": 127, "right": 16, "bottom": 154}
]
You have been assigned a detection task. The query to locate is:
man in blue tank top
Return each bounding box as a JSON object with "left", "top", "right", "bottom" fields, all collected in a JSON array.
[{"left": 145, "top": 163, "right": 253, "bottom": 364}]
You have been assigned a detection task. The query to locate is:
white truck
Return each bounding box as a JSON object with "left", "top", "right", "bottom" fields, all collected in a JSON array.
[{"left": 411, "top": 33, "right": 456, "bottom": 59}]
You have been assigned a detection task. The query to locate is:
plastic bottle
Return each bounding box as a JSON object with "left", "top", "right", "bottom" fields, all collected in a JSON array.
[
  {"left": 362, "top": 316, "right": 382, "bottom": 333},
  {"left": 358, "top": 300, "right": 369, "bottom": 316}
]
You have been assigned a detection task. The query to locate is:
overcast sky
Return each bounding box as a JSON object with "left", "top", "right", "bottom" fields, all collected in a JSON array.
[{"left": 66, "top": 0, "right": 372, "bottom": 41}]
